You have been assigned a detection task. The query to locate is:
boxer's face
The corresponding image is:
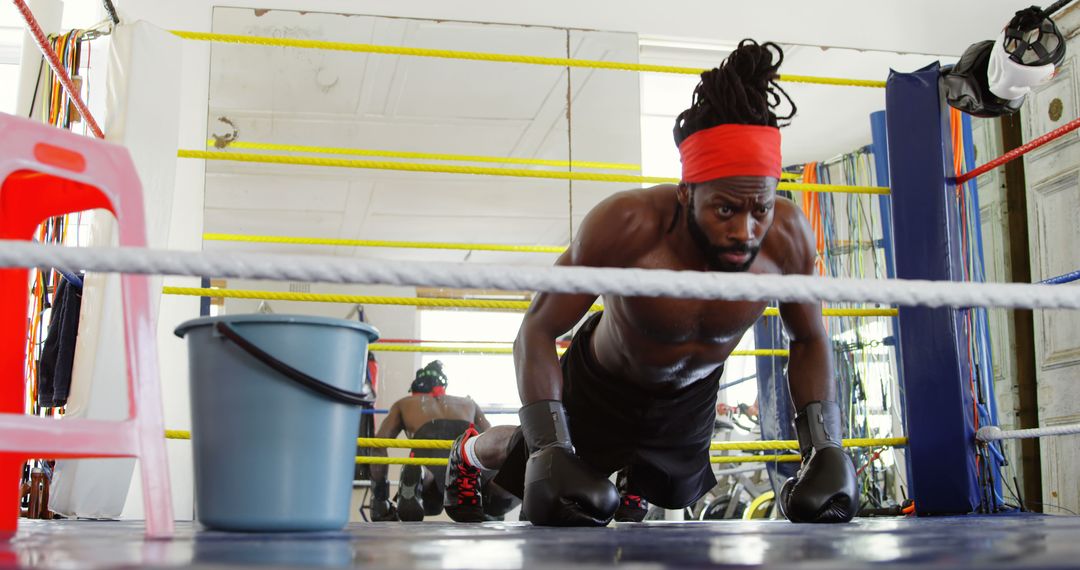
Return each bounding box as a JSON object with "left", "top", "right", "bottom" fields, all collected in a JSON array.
[{"left": 682, "top": 176, "right": 777, "bottom": 272}]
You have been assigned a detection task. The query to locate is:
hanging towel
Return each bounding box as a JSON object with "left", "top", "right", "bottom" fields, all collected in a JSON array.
[{"left": 38, "top": 276, "right": 83, "bottom": 408}]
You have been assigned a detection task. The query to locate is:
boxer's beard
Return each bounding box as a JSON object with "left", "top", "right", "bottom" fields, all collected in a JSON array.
[{"left": 686, "top": 211, "right": 760, "bottom": 272}]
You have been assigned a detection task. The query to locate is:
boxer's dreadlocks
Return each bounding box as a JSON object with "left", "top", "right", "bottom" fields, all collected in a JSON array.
[
  {"left": 672, "top": 39, "right": 796, "bottom": 146},
  {"left": 668, "top": 39, "right": 795, "bottom": 233}
]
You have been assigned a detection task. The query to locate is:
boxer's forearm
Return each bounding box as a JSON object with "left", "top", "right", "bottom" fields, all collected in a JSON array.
[
  {"left": 514, "top": 322, "right": 564, "bottom": 404},
  {"left": 787, "top": 334, "right": 835, "bottom": 408}
]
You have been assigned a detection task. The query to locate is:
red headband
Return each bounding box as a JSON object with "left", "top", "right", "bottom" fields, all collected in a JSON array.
[
  {"left": 413, "top": 386, "right": 446, "bottom": 398},
  {"left": 678, "top": 124, "right": 782, "bottom": 183}
]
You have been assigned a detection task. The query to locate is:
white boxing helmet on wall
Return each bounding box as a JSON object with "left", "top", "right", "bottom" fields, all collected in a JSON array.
[
  {"left": 943, "top": 5, "right": 1067, "bottom": 117},
  {"left": 988, "top": 6, "right": 1066, "bottom": 101}
]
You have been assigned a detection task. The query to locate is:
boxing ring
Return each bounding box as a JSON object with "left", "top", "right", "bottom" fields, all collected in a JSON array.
[{"left": 5, "top": 1, "right": 1080, "bottom": 568}]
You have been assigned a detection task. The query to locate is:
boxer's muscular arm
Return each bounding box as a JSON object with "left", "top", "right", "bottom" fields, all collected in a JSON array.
[
  {"left": 515, "top": 191, "right": 654, "bottom": 527},
  {"left": 514, "top": 190, "right": 660, "bottom": 404},
  {"left": 773, "top": 206, "right": 857, "bottom": 525},
  {"left": 775, "top": 201, "right": 835, "bottom": 407},
  {"left": 368, "top": 401, "right": 405, "bottom": 482},
  {"left": 513, "top": 256, "right": 595, "bottom": 403}
]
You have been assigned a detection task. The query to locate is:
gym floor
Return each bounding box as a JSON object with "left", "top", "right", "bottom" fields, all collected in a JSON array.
[{"left": 4, "top": 513, "right": 1079, "bottom": 569}]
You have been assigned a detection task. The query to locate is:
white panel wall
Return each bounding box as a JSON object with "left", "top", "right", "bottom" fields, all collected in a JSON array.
[{"left": 1020, "top": 18, "right": 1080, "bottom": 515}]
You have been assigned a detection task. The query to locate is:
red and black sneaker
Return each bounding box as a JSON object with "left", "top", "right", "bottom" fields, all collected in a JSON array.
[
  {"left": 613, "top": 469, "right": 649, "bottom": 522},
  {"left": 613, "top": 493, "right": 649, "bottom": 522},
  {"left": 443, "top": 426, "right": 484, "bottom": 523}
]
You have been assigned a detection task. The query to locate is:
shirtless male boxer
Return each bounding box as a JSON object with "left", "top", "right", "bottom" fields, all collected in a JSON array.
[
  {"left": 368, "top": 361, "right": 517, "bottom": 521},
  {"left": 441, "top": 39, "right": 858, "bottom": 526}
]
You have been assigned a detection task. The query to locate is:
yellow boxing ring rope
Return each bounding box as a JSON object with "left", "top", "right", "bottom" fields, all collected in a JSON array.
[
  {"left": 161, "top": 287, "right": 898, "bottom": 319},
  {"left": 369, "top": 345, "right": 789, "bottom": 357},
  {"left": 164, "top": 431, "right": 905, "bottom": 465},
  {"left": 204, "top": 141, "right": 806, "bottom": 179},
  {"left": 169, "top": 30, "right": 886, "bottom": 89},
  {"left": 346, "top": 437, "right": 908, "bottom": 451},
  {"left": 202, "top": 233, "right": 569, "bottom": 254},
  {"left": 207, "top": 140, "right": 641, "bottom": 172},
  {"left": 179, "top": 150, "right": 889, "bottom": 195},
  {"left": 353, "top": 456, "right": 805, "bottom": 465},
  {"left": 201, "top": 233, "right": 894, "bottom": 259}
]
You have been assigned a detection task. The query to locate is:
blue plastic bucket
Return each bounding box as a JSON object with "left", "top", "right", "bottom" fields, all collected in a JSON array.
[{"left": 175, "top": 314, "right": 379, "bottom": 532}]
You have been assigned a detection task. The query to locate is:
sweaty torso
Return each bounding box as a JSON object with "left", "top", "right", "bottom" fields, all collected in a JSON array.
[
  {"left": 589, "top": 186, "right": 802, "bottom": 391},
  {"left": 396, "top": 395, "right": 477, "bottom": 437}
]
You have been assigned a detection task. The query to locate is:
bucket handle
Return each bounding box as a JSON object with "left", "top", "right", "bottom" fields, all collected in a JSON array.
[{"left": 215, "top": 321, "right": 373, "bottom": 406}]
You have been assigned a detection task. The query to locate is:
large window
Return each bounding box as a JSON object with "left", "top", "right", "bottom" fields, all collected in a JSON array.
[{"left": 419, "top": 309, "right": 525, "bottom": 426}]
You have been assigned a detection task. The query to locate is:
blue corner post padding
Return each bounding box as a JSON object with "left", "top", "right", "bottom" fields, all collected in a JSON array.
[{"left": 885, "top": 63, "right": 986, "bottom": 515}]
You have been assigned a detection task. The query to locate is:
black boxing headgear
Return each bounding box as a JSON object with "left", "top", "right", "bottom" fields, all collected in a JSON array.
[
  {"left": 943, "top": 6, "right": 1066, "bottom": 118},
  {"left": 1002, "top": 6, "right": 1065, "bottom": 67},
  {"left": 410, "top": 360, "right": 448, "bottom": 396}
]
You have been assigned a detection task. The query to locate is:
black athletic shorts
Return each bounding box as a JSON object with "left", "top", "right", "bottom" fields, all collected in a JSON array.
[
  {"left": 494, "top": 312, "right": 722, "bottom": 509},
  {"left": 411, "top": 419, "right": 472, "bottom": 495}
]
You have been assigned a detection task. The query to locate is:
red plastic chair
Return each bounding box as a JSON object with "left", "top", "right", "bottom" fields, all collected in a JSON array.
[{"left": 0, "top": 112, "right": 173, "bottom": 538}]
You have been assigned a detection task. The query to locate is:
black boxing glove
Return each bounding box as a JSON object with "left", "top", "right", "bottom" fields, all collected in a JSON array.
[
  {"left": 369, "top": 475, "right": 399, "bottom": 522},
  {"left": 520, "top": 400, "right": 619, "bottom": 527},
  {"left": 779, "top": 400, "right": 858, "bottom": 523}
]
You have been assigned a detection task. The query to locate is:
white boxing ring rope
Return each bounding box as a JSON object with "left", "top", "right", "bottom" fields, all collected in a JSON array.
[
  {"left": 3, "top": 241, "right": 1080, "bottom": 310},
  {"left": 976, "top": 424, "right": 1080, "bottom": 442}
]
